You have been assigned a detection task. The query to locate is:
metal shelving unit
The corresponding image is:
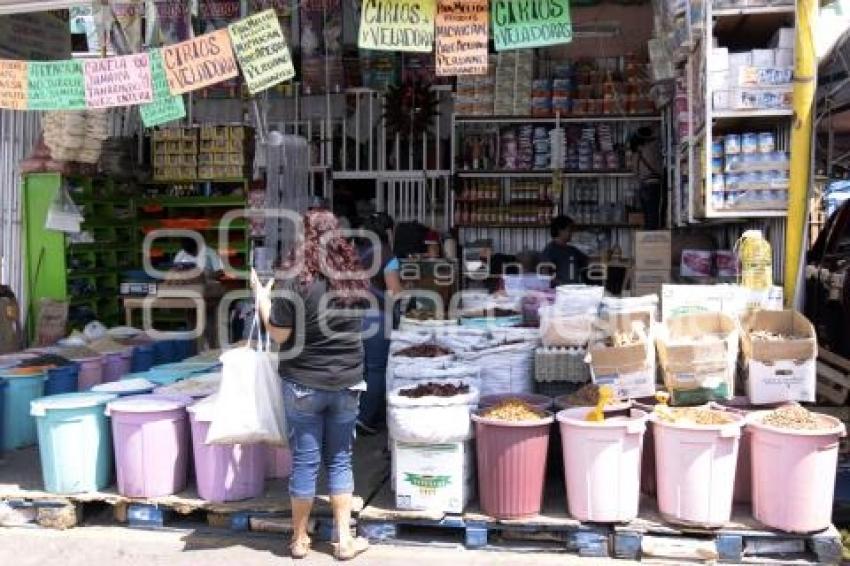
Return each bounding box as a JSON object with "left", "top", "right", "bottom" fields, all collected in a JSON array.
[{"left": 680, "top": 1, "right": 796, "bottom": 220}]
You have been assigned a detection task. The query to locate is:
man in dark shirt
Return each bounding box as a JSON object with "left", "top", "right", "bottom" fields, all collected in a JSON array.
[{"left": 542, "top": 215, "right": 588, "bottom": 285}]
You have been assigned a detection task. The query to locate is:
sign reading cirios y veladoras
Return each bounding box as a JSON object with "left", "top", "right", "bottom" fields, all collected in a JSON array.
[
  {"left": 492, "top": 0, "right": 572, "bottom": 51},
  {"left": 162, "top": 28, "right": 239, "bottom": 95},
  {"left": 359, "top": 0, "right": 437, "bottom": 52}
]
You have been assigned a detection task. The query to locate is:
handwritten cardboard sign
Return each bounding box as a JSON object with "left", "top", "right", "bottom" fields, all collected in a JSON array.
[
  {"left": 359, "top": 0, "right": 436, "bottom": 52},
  {"left": 228, "top": 9, "right": 294, "bottom": 94},
  {"left": 162, "top": 28, "right": 239, "bottom": 95},
  {"left": 140, "top": 49, "right": 185, "bottom": 128},
  {"left": 84, "top": 53, "right": 153, "bottom": 108},
  {"left": 27, "top": 60, "right": 86, "bottom": 111},
  {"left": 435, "top": 0, "right": 488, "bottom": 76},
  {"left": 492, "top": 0, "right": 572, "bottom": 51},
  {"left": 0, "top": 60, "right": 28, "bottom": 110}
]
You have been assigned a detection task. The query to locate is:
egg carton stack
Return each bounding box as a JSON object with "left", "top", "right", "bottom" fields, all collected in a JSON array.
[
  {"left": 495, "top": 51, "right": 534, "bottom": 115},
  {"left": 43, "top": 110, "right": 109, "bottom": 165}
]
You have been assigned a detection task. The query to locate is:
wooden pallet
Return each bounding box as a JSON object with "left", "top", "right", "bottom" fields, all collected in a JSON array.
[
  {"left": 816, "top": 349, "right": 850, "bottom": 404},
  {"left": 357, "top": 480, "right": 609, "bottom": 556},
  {"left": 614, "top": 496, "right": 842, "bottom": 564}
]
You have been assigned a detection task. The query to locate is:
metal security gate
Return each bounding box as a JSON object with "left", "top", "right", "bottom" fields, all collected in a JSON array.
[{"left": 377, "top": 174, "right": 451, "bottom": 231}]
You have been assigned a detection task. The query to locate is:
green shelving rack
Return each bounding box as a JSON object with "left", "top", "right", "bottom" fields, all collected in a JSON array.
[{"left": 22, "top": 173, "right": 137, "bottom": 335}]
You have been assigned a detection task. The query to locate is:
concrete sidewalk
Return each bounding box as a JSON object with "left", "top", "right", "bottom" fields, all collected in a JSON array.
[{"left": 0, "top": 524, "right": 632, "bottom": 565}]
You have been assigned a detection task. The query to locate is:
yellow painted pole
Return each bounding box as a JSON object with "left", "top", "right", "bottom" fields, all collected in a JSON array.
[{"left": 784, "top": 0, "right": 817, "bottom": 306}]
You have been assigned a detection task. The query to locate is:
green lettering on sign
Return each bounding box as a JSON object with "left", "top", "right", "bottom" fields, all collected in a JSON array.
[
  {"left": 27, "top": 60, "right": 86, "bottom": 111},
  {"left": 140, "top": 49, "right": 186, "bottom": 128},
  {"left": 491, "top": 0, "right": 573, "bottom": 51}
]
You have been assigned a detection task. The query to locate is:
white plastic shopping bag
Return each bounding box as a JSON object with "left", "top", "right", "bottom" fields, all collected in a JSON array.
[{"left": 206, "top": 304, "right": 287, "bottom": 446}]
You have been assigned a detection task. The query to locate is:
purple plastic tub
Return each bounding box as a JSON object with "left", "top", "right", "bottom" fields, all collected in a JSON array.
[
  {"left": 101, "top": 350, "right": 132, "bottom": 383},
  {"left": 107, "top": 394, "right": 192, "bottom": 497},
  {"left": 479, "top": 393, "right": 553, "bottom": 412},
  {"left": 266, "top": 445, "right": 293, "bottom": 479},
  {"left": 187, "top": 396, "right": 266, "bottom": 503},
  {"left": 472, "top": 411, "right": 553, "bottom": 519},
  {"left": 76, "top": 356, "right": 104, "bottom": 391}
]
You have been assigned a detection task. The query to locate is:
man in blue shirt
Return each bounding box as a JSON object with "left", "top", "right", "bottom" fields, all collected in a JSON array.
[{"left": 542, "top": 215, "right": 588, "bottom": 285}]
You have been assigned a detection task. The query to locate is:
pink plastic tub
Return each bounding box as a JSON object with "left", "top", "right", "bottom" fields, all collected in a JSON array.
[
  {"left": 749, "top": 411, "right": 846, "bottom": 533},
  {"left": 76, "top": 356, "right": 104, "bottom": 391},
  {"left": 558, "top": 407, "right": 648, "bottom": 522},
  {"left": 652, "top": 412, "right": 745, "bottom": 527},
  {"left": 479, "top": 393, "right": 553, "bottom": 411},
  {"left": 266, "top": 445, "right": 293, "bottom": 479},
  {"left": 107, "top": 394, "right": 192, "bottom": 497},
  {"left": 472, "top": 411, "right": 553, "bottom": 519},
  {"left": 101, "top": 350, "right": 132, "bottom": 383},
  {"left": 187, "top": 397, "right": 266, "bottom": 503}
]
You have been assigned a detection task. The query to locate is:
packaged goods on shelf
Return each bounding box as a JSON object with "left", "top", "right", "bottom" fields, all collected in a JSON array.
[
  {"left": 741, "top": 310, "right": 817, "bottom": 404},
  {"left": 680, "top": 249, "right": 714, "bottom": 278},
  {"left": 534, "top": 346, "right": 590, "bottom": 383},
  {"left": 711, "top": 132, "right": 790, "bottom": 212},
  {"left": 394, "top": 440, "right": 474, "bottom": 514},
  {"left": 656, "top": 312, "right": 739, "bottom": 404},
  {"left": 494, "top": 51, "right": 533, "bottom": 115}
]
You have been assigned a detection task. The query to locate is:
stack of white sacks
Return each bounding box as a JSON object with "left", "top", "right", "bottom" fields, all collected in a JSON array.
[{"left": 385, "top": 322, "right": 539, "bottom": 513}]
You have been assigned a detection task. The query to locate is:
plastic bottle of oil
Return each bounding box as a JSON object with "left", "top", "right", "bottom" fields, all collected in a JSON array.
[{"left": 736, "top": 229, "right": 772, "bottom": 290}]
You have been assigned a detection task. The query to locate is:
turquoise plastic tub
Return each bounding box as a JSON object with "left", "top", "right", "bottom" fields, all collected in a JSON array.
[
  {"left": 31, "top": 392, "right": 117, "bottom": 493},
  {"left": 0, "top": 378, "right": 6, "bottom": 453},
  {"left": 1, "top": 372, "right": 46, "bottom": 450}
]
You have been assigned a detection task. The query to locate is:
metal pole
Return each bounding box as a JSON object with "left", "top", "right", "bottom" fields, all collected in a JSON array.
[{"left": 784, "top": 0, "right": 817, "bottom": 306}]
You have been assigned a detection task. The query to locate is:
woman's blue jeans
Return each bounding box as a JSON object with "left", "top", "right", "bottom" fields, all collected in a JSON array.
[
  {"left": 283, "top": 380, "right": 360, "bottom": 498},
  {"left": 358, "top": 310, "right": 390, "bottom": 429}
]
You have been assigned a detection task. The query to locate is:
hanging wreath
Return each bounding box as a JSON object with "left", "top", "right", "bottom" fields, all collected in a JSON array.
[{"left": 383, "top": 79, "right": 439, "bottom": 140}]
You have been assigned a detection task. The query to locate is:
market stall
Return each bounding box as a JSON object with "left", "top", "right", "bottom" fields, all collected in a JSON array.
[{"left": 0, "top": 0, "right": 846, "bottom": 563}]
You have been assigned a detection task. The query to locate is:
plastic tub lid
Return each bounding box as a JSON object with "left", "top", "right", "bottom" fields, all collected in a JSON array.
[
  {"left": 105, "top": 393, "right": 193, "bottom": 415},
  {"left": 31, "top": 392, "right": 118, "bottom": 416},
  {"left": 92, "top": 378, "right": 156, "bottom": 394},
  {"left": 120, "top": 371, "right": 153, "bottom": 381},
  {"left": 186, "top": 393, "right": 217, "bottom": 421}
]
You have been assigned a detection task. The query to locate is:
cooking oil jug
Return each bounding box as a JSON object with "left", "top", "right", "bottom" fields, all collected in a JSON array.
[{"left": 735, "top": 230, "right": 772, "bottom": 290}]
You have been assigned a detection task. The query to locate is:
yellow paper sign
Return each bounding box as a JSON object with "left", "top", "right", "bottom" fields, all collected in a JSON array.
[
  {"left": 228, "top": 9, "right": 295, "bottom": 94},
  {"left": 0, "top": 60, "right": 28, "bottom": 110},
  {"left": 435, "top": 0, "right": 488, "bottom": 76},
  {"left": 162, "top": 28, "right": 239, "bottom": 95},
  {"left": 359, "top": 0, "right": 436, "bottom": 53}
]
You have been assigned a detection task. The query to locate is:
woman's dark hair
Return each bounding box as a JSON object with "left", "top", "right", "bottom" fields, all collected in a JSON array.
[
  {"left": 180, "top": 237, "right": 199, "bottom": 256},
  {"left": 393, "top": 221, "right": 429, "bottom": 258},
  {"left": 629, "top": 126, "right": 655, "bottom": 151},
  {"left": 362, "top": 212, "right": 394, "bottom": 245},
  {"left": 550, "top": 215, "right": 575, "bottom": 238}
]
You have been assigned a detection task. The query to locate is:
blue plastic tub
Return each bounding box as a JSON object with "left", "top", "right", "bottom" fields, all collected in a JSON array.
[
  {"left": 92, "top": 378, "right": 156, "bottom": 397},
  {"left": 31, "top": 392, "right": 117, "bottom": 493},
  {"left": 45, "top": 364, "right": 80, "bottom": 396},
  {"left": 152, "top": 340, "right": 176, "bottom": 365},
  {"left": 1, "top": 372, "right": 46, "bottom": 451},
  {"left": 0, "top": 378, "right": 6, "bottom": 453},
  {"left": 171, "top": 337, "right": 196, "bottom": 362},
  {"left": 131, "top": 344, "right": 155, "bottom": 373}
]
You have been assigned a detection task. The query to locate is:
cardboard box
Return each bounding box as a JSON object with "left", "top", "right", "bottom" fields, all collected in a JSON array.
[
  {"left": 661, "top": 284, "right": 736, "bottom": 320},
  {"left": 770, "top": 27, "right": 795, "bottom": 49},
  {"left": 713, "top": 90, "right": 731, "bottom": 110},
  {"left": 712, "top": 47, "right": 730, "bottom": 71},
  {"left": 729, "top": 51, "right": 753, "bottom": 69},
  {"left": 634, "top": 231, "right": 672, "bottom": 270},
  {"left": 726, "top": 285, "right": 784, "bottom": 316},
  {"left": 394, "top": 441, "right": 474, "bottom": 514},
  {"left": 632, "top": 270, "right": 672, "bottom": 297},
  {"left": 741, "top": 310, "right": 817, "bottom": 404},
  {"left": 588, "top": 318, "right": 657, "bottom": 399},
  {"left": 710, "top": 71, "right": 730, "bottom": 90},
  {"left": 775, "top": 48, "right": 794, "bottom": 67},
  {"left": 751, "top": 49, "right": 775, "bottom": 67},
  {"left": 680, "top": 250, "right": 713, "bottom": 278},
  {"left": 657, "top": 312, "right": 740, "bottom": 404}
]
